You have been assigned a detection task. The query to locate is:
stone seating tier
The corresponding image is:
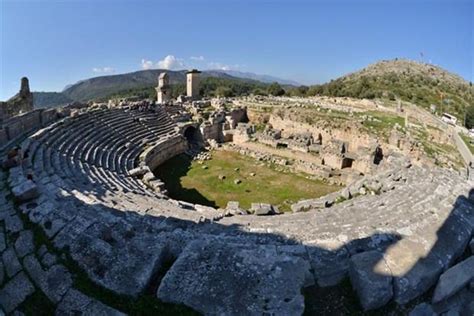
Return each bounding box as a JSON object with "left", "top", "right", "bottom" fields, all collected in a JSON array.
[{"left": 1, "top": 106, "right": 472, "bottom": 315}]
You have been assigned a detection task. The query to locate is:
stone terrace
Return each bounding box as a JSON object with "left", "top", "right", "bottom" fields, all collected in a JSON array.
[{"left": 0, "top": 106, "right": 473, "bottom": 315}]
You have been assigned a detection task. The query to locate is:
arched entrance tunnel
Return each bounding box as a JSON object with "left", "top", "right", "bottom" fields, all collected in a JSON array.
[{"left": 183, "top": 126, "right": 204, "bottom": 149}]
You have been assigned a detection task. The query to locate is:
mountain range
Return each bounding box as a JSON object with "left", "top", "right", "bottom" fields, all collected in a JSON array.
[
  {"left": 31, "top": 59, "right": 472, "bottom": 118},
  {"left": 32, "top": 69, "right": 295, "bottom": 108}
]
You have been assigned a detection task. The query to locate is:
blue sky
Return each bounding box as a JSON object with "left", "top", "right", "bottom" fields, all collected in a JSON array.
[{"left": 1, "top": 0, "right": 472, "bottom": 100}]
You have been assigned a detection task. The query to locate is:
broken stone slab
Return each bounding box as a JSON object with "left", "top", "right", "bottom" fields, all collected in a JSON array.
[
  {"left": 11, "top": 180, "right": 39, "bottom": 202},
  {"left": 225, "top": 201, "right": 247, "bottom": 215},
  {"left": 291, "top": 192, "right": 340, "bottom": 212},
  {"left": 157, "top": 240, "right": 310, "bottom": 315},
  {"left": 409, "top": 303, "right": 435, "bottom": 316},
  {"left": 251, "top": 203, "right": 276, "bottom": 215},
  {"left": 23, "top": 254, "right": 72, "bottom": 303},
  {"left": 306, "top": 243, "right": 349, "bottom": 287},
  {"left": 70, "top": 223, "right": 169, "bottom": 297},
  {"left": 383, "top": 236, "right": 444, "bottom": 304},
  {"left": 0, "top": 272, "right": 35, "bottom": 313},
  {"left": 2, "top": 247, "right": 22, "bottom": 278},
  {"left": 432, "top": 256, "right": 474, "bottom": 303},
  {"left": 142, "top": 172, "right": 156, "bottom": 183},
  {"left": 349, "top": 250, "right": 393, "bottom": 311},
  {"left": 55, "top": 288, "right": 126, "bottom": 316},
  {"left": 128, "top": 166, "right": 150, "bottom": 177},
  {"left": 14, "top": 230, "right": 35, "bottom": 258},
  {"left": 4, "top": 214, "right": 24, "bottom": 233}
]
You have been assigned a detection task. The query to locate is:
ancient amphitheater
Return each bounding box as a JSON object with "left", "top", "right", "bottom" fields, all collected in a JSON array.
[{"left": 0, "top": 78, "right": 473, "bottom": 315}]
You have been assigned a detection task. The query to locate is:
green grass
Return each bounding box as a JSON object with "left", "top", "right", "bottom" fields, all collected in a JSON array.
[
  {"left": 460, "top": 133, "right": 474, "bottom": 154},
  {"left": 357, "top": 111, "right": 405, "bottom": 140},
  {"left": 155, "top": 150, "right": 338, "bottom": 212}
]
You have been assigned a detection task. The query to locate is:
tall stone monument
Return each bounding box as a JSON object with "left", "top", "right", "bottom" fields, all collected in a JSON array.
[
  {"left": 156, "top": 72, "right": 170, "bottom": 104},
  {"left": 186, "top": 69, "right": 201, "bottom": 100},
  {"left": 0, "top": 77, "right": 34, "bottom": 121}
]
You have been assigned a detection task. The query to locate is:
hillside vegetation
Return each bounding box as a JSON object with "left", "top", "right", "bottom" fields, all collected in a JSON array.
[
  {"left": 33, "top": 92, "right": 74, "bottom": 108},
  {"left": 61, "top": 69, "right": 265, "bottom": 102},
  {"left": 305, "top": 59, "right": 473, "bottom": 120}
]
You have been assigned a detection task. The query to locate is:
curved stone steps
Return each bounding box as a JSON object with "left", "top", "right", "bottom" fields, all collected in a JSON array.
[{"left": 5, "top": 106, "right": 472, "bottom": 314}]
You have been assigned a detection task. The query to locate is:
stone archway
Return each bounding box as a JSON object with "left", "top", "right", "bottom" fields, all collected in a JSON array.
[
  {"left": 183, "top": 126, "right": 203, "bottom": 149},
  {"left": 373, "top": 146, "right": 384, "bottom": 165}
]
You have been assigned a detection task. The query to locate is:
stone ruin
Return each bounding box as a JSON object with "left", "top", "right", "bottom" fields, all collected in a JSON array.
[
  {"left": 0, "top": 77, "right": 34, "bottom": 123},
  {"left": 0, "top": 92, "right": 472, "bottom": 315},
  {"left": 156, "top": 72, "right": 171, "bottom": 104}
]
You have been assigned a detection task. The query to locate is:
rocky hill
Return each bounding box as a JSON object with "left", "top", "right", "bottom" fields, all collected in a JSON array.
[
  {"left": 309, "top": 59, "right": 473, "bottom": 119},
  {"left": 33, "top": 92, "right": 74, "bottom": 108}
]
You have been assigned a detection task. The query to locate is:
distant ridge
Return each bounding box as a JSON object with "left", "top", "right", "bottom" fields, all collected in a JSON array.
[{"left": 213, "top": 70, "right": 301, "bottom": 86}]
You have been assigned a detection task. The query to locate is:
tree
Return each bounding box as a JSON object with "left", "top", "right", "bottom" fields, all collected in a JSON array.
[
  {"left": 267, "top": 82, "right": 285, "bottom": 96},
  {"left": 215, "top": 86, "right": 234, "bottom": 98},
  {"left": 465, "top": 105, "right": 474, "bottom": 129}
]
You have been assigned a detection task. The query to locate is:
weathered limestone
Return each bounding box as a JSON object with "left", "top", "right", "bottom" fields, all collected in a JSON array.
[
  {"left": 23, "top": 254, "right": 72, "bottom": 303},
  {"left": 12, "top": 180, "right": 39, "bottom": 202},
  {"left": 2, "top": 247, "right": 22, "bottom": 278},
  {"left": 0, "top": 77, "right": 33, "bottom": 121},
  {"left": 55, "top": 288, "right": 125, "bottom": 316},
  {"left": 349, "top": 250, "right": 393, "bottom": 310},
  {"left": 250, "top": 203, "right": 277, "bottom": 215},
  {"left": 156, "top": 72, "right": 171, "bottom": 104},
  {"left": 14, "top": 230, "right": 35, "bottom": 258},
  {"left": 409, "top": 303, "right": 435, "bottom": 316},
  {"left": 70, "top": 222, "right": 169, "bottom": 297},
  {"left": 186, "top": 69, "right": 201, "bottom": 100},
  {"left": 0, "top": 272, "right": 35, "bottom": 313},
  {"left": 225, "top": 201, "right": 247, "bottom": 215},
  {"left": 307, "top": 244, "right": 349, "bottom": 287},
  {"left": 128, "top": 165, "right": 150, "bottom": 177},
  {"left": 1, "top": 104, "right": 472, "bottom": 314},
  {"left": 432, "top": 256, "right": 474, "bottom": 303},
  {"left": 157, "top": 240, "right": 310, "bottom": 315}
]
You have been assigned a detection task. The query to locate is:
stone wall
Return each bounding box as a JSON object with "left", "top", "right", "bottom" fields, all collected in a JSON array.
[
  {"left": 0, "top": 109, "right": 58, "bottom": 149},
  {"left": 201, "top": 122, "right": 223, "bottom": 143},
  {"left": 228, "top": 108, "right": 248, "bottom": 129},
  {"left": 269, "top": 116, "right": 375, "bottom": 150},
  {"left": 140, "top": 135, "right": 188, "bottom": 170}
]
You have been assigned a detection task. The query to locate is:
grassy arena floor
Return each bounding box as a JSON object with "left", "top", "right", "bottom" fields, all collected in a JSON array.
[{"left": 155, "top": 150, "right": 339, "bottom": 212}]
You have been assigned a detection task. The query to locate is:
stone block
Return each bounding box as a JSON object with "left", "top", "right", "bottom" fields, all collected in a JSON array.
[
  {"left": 432, "top": 256, "right": 474, "bottom": 303},
  {"left": 23, "top": 254, "right": 72, "bottom": 303},
  {"left": 11, "top": 180, "right": 39, "bottom": 202},
  {"left": 157, "top": 240, "right": 310, "bottom": 315},
  {"left": 0, "top": 272, "right": 35, "bottom": 313},
  {"left": 306, "top": 244, "right": 349, "bottom": 287},
  {"left": 2, "top": 247, "right": 22, "bottom": 278},
  {"left": 14, "top": 230, "right": 35, "bottom": 258},
  {"left": 349, "top": 250, "right": 393, "bottom": 310}
]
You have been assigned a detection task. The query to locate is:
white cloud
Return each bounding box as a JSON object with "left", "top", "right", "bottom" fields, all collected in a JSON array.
[
  {"left": 92, "top": 67, "right": 115, "bottom": 74},
  {"left": 157, "top": 55, "right": 185, "bottom": 70},
  {"left": 140, "top": 55, "right": 241, "bottom": 72},
  {"left": 141, "top": 59, "right": 154, "bottom": 70},
  {"left": 141, "top": 55, "right": 185, "bottom": 70},
  {"left": 190, "top": 55, "right": 205, "bottom": 61},
  {"left": 207, "top": 62, "right": 240, "bottom": 71}
]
